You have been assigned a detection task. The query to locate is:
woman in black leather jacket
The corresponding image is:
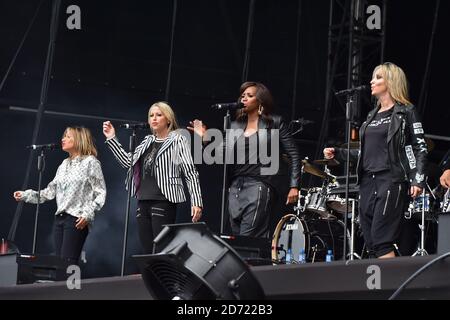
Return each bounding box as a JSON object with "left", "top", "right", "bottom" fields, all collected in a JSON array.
[
  {"left": 189, "top": 81, "right": 301, "bottom": 238},
  {"left": 323, "top": 62, "right": 428, "bottom": 258}
]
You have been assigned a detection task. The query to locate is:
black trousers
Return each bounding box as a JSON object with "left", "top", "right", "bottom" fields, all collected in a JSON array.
[
  {"left": 359, "top": 170, "right": 409, "bottom": 257},
  {"left": 136, "top": 200, "right": 177, "bottom": 253},
  {"left": 228, "top": 176, "right": 274, "bottom": 238},
  {"left": 53, "top": 213, "right": 89, "bottom": 264}
]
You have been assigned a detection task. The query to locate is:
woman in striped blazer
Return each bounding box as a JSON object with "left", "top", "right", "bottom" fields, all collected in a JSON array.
[{"left": 103, "top": 102, "right": 203, "bottom": 253}]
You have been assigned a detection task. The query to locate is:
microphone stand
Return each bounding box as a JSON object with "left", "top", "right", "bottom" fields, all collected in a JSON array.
[
  {"left": 342, "top": 92, "right": 356, "bottom": 261},
  {"left": 220, "top": 110, "right": 231, "bottom": 234},
  {"left": 32, "top": 149, "right": 45, "bottom": 255},
  {"left": 120, "top": 129, "right": 137, "bottom": 276}
]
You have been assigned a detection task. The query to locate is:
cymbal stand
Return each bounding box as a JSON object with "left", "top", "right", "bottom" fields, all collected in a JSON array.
[
  {"left": 294, "top": 161, "right": 306, "bottom": 216},
  {"left": 412, "top": 189, "right": 428, "bottom": 256}
]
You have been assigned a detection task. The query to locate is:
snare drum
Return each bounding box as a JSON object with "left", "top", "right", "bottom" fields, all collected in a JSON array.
[{"left": 272, "top": 214, "right": 348, "bottom": 263}]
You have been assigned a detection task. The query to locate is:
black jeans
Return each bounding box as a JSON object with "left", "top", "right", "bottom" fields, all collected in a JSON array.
[
  {"left": 53, "top": 213, "right": 89, "bottom": 264},
  {"left": 228, "top": 176, "right": 274, "bottom": 238},
  {"left": 136, "top": 200, "right": 177, "bottom": 253}
]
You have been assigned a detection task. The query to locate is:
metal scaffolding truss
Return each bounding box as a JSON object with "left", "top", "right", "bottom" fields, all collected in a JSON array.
[{"left": 315, "top": 0, "right": 387, "bottom": 158}]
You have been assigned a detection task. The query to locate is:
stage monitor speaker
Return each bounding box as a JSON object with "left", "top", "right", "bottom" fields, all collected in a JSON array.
[
  {"left": 219, "top": 234, "right": 271, "bottom": 265},
  {"left": 133, "top": 222, "right": 265, "bottom": 300},
  {"left": 17, "top": 254, "right": 72, "bottom": 284},
  {"left": 438, "top": 213, "right": 450, "bottom": 255}
]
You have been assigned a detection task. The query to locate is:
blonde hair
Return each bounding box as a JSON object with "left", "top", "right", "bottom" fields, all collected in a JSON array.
[
  {"left": 63, "top": 126, "right": 97, "bottom": 157},
  {"left": 148, "top": 101, "right": 179, "bottom": 132},
  {"left": 373, "top": 62, "right": 412, "bottom": 106}
]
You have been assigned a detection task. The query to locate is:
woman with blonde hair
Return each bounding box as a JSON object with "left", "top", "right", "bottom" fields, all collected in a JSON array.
[
  {"left": 323, "top": 62, "right": 428, "bottom": 259},
  {"left": 13, "top": 126, "right": 106, "bottom": 264},
  {"left": 103, "top": 101, "right": 203, "bottom": 253}
]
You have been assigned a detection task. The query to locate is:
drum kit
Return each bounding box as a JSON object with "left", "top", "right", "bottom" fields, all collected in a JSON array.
[
  {"left": 272, "top": 157, "right": 363, "bottom": 264},
  {"left": 272, "top": 153, "right": 450, "bottom": 263}
]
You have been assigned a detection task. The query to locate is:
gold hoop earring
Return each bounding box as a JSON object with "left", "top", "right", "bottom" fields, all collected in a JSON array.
[{"left": 258, "top": 105, "right": 264, "bottom": 116}]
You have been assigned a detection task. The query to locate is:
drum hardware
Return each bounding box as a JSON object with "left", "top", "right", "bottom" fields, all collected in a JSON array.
[
  {"left": 294, "top": 188, "right": 309, "bottom": 215},
  {"left": 294, "top": 159, "right": 309, "bottom": 216},
  {"left": 412, "top": 189, "right": 429, "bottom": 257},
  {"left": 310, "top": 244, "right": 318, "bottom": 263},
  {"left": 347, "top": 199, "right": 361, "bottom": 260},
  {"left": 404, "top": 202, "right": 414, "bottom": 220}
]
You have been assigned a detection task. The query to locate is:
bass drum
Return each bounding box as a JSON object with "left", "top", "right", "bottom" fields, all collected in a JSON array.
[{"left": 272, "top": 214, "right": 349, "bottom": 263}]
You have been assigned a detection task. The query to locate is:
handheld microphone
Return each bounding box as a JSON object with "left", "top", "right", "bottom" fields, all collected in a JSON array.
[
  {"left": 335, "top": 85, "right": 369, "bottom": 96},
  {"left": 120, "top": 123, "right": 150, "bottom": 129},
  {"left": 211, "top": 102, "right": 244, "bottom": 111},
  {"left": 26, "top": 143, "right": 60, "bottom": 150}
]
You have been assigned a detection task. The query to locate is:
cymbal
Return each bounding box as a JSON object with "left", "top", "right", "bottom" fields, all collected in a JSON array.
[
  {"left": 340, "top": 141, "right": 360, "bottom": 149},
  {"left": 313, "top": 158, "right": 340, "bottom": 166},
  {"left": 302, "top": 160, "right": 327, "bottom": 178}
]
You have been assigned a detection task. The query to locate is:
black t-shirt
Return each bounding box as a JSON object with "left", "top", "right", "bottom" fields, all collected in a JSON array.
[
  {"left": 362, "top": 108, "right": 393, "bottom": 173},
  {"left": 231, "top": 133, "right": 270, "bottom": 185},
  {"left": 138, "top": 140, "right": 166, "bottom": 200}
]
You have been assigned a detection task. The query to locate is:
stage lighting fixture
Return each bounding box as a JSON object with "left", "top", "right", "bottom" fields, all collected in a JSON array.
[{"left": 133, "top": 223, "right": 265, "bottom": 300}]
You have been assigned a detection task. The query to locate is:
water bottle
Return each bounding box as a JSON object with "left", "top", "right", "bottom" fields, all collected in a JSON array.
[
  {"left": 298, "top": 248, "right": 306, "bottom": 264},
  {"left": 325, "top": 249, "right": 333, "bottom": 262},
  {"left": 286, "top": 248, "right": 292, "bottom": 264}
]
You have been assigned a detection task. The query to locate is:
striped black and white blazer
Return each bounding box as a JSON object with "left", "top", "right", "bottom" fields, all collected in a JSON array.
[{"left": 106, "top": 130, "right": 203, "bottom": 207}]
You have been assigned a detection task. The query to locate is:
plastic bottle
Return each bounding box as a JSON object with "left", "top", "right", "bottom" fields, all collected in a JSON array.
[
  {"left": 286, "top": 248, "right": 292, "bottom": 264},
  {"left": 325, "top": 249, "right": 334, "bottom": 262},
  {"left": 298, "top": 248, "right": 306, "bottom": 264}
]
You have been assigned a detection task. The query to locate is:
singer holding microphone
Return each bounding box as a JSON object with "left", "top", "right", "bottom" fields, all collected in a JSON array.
[
  {"left": 13, "top": 126, "right": 106, "bottom": 264},
  {"left": 103, "top": 101, "right": 203, "bottom": 253},
  {"left": 323, "top": 62, "right": 428, "bottom": 259},
  {"left": 188, "top": 81, "right": 301, "bottom": 238}
]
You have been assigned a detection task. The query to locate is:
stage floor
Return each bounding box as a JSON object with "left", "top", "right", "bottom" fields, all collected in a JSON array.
[{"left": 1, "top": 255, "right": 450, "bottom": 300}]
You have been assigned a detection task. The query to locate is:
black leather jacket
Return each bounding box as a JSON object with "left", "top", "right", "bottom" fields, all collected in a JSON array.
[
  {"left": 335, "top": 104, "right": 428, "bottom": 188},
  {"left": 227, "top": 114, "right": 301, "bottom": 189}
]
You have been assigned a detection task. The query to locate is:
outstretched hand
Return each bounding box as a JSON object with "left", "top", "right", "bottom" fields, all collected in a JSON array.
[
  {"left": 13, "top": 191, "right": 23, "bottom": 201},
  {"left": 102, "top": 121, "right": 116, "bottom": 139},
  {"left": 187, "top": 119, "right": 206, "bottom": 138}
]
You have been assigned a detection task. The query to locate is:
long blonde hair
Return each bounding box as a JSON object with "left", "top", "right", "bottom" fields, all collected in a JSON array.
[
  {"left": 148, "top": 101, "right": 179, "bottom": 133},
  {"left": 372, "top": 62, "right": 412, "bottom": 106},
  {"left": 63, "top": 126, "right": 97, "bottom": 157}
]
